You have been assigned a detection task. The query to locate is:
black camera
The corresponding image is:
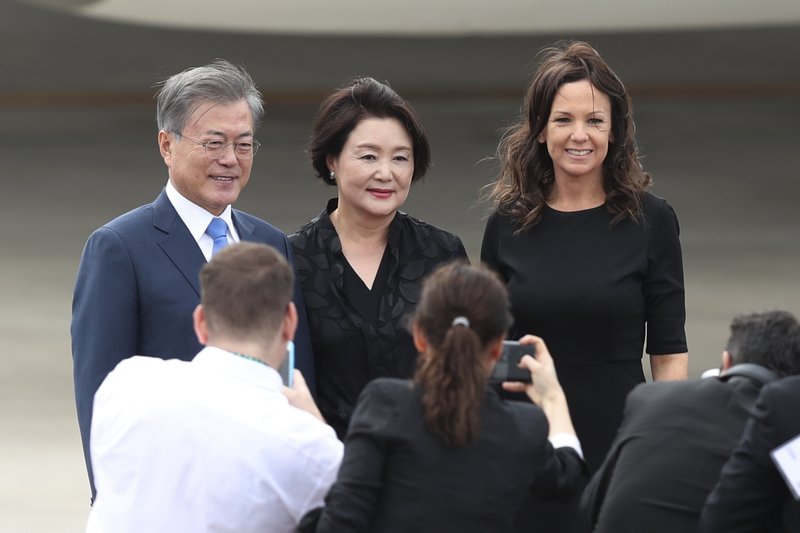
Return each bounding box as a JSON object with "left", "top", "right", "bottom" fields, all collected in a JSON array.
[{"left": 490, "top": 340, "right": 534, "bottom": 383}]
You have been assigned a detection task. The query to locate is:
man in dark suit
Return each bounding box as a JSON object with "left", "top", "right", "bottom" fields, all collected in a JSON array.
[
  {"left": 580, "top": 310, "right": 800, "bottom": 533},
  {"left": 699, "top": 374, "right": 800, "bottom": 533},
  {"left": 71, "top": 60, "right": 314, "bottom": 499}
]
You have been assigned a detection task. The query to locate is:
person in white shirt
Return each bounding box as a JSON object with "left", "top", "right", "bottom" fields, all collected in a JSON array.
[{"left": 86, "top": 242, "right": 343, "bottom": 533}]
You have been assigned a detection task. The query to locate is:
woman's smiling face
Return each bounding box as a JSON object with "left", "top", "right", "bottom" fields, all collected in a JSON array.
[
  {"left": 539, "top": 79, "right": 613, "bottom": 184},
  {"left": 328, "top": 116, "right": 414, "bottom": 221}
]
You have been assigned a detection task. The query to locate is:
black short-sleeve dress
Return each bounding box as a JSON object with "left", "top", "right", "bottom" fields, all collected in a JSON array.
[{"left": 481, "top": 192, "right": 687, "bottom": 471}]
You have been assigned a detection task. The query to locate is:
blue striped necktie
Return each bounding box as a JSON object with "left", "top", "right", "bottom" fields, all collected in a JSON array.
[{"left": 205, "top": 217, "right": 229, "bottom": 257}]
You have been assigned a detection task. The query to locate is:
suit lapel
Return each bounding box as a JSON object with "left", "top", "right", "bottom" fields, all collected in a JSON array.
[
  {"left": 232, "top": 209, "right": 256, "bottom": 242},
  {"left": 152, "top": 190, "right": 205, "bottom": 297}
]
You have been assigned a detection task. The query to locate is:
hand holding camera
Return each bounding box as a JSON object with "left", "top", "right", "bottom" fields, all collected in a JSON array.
[
  {"left": 498, "top": 336, "right": 563, "bottom": 405},
  {"left": 499, "top": 335, "right": 576, "bottom": 437}
]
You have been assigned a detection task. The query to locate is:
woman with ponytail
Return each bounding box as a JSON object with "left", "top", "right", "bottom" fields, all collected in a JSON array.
[{"left": 299, "top": 262, "right": 587, "bottom": 533}]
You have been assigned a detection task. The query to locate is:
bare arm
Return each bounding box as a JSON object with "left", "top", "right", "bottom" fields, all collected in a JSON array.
[{"left": 650, "top": 352, "right": 688, "bottom": 381}]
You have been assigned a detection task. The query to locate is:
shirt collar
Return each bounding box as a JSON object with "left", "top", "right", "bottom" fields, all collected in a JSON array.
[
  {"left": 191, "top": 346, "right": 284, "bottom": 393},
  {"left": 165, "top": 180, "right": 238, "bottom": 243}
]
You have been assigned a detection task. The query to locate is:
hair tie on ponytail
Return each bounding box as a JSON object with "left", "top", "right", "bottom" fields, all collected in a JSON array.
[{"left": 451, "top": 316, "right": 470, "bottom": 328}]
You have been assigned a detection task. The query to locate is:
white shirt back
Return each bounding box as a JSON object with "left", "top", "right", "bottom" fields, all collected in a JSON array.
[{"left": 86, "top": 347, "right": 342, "bottom": 533}]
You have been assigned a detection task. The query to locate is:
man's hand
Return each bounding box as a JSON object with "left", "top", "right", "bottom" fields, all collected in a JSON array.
[{"left": 282, "top": 370, "right": 324, "bottom": 422}]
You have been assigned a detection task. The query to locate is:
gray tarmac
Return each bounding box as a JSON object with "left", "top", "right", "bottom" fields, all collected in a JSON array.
[{"left": 1, "top": 2, "right": 799, "bottom": 531}]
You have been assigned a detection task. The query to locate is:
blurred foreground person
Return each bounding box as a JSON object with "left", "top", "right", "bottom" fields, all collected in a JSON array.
[
  {"left": 290, "top": 77, "right": 467, "bottom": 438},
  {"left": 86, "top": 243, "right": 342, "bottom": 533},
  {"left": 298, "top": 262, "right": 587, "bottom": 533},
  {"left": 582, "top": 310, "right": 800, "bottom": 533},
  {"left": 700, "top": 374, "right": 800, "bottom": 533}
]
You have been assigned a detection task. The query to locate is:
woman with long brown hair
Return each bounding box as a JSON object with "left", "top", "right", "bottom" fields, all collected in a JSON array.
[
  {"left": 299, "top": 262, "right": 586, "bottom": 533},
  {"left": 481, "top": 40, "right": 688, "bottom": 532}
]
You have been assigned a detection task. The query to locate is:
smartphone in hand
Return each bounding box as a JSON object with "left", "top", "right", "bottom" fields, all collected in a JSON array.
[
  {"left": 278, "top": 340, "right": 295, "bottom": 387},
  {"left": 490, "top": 340, "right": 534, "bottom": 383}
]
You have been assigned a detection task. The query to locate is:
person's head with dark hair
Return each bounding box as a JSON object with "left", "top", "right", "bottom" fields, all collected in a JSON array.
[
  {"left": 156, "top": 60, "right": 264, "bottom": 216},
  {"left": 310, "top": 76, "right": 430, "bottom": 186},
  {"left": 723, "top": 310, "right": 800, "bottom": 377},
  {"left": 491, "top": 40, "right": 651, "bottom": 233},
  {"left": 412, "top": 262, "right": 513, "bottom": 448},
  {"left": 196, "top": 242, "right": 296, "bottom": 364}
]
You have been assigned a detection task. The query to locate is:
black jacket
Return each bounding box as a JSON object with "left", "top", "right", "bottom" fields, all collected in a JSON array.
[
  {"left": 302, "top": 378, "right": 587, "bottom": 533},
  {"left": 581, "top": 366, "right": 776, "bottom": 533},
  {"left": 699, "top": 375, "right": 800, "bottom": 533}
]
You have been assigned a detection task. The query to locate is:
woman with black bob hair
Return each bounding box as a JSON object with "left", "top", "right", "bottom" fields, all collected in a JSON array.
[
  {"left": 299, "top": 261, "right": 586, "bottom": 532},
  {"left": 289, "top": 77, "right": 467, "bottom": 439}
]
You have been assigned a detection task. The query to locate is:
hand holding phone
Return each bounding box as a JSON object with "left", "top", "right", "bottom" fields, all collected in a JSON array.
[
  {"left": 278, "top": 340, "right": 295, "bottom": 387},
  {"left": 281, "top": 365, "right": 325, "bottom": 422},
  {"left": 490, "top": 340, "right": 535, "bottom": 383}
]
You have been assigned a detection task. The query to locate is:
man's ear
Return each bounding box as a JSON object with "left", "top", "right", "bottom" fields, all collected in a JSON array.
[
  {"left": 193, "top": 304, "right": 208, "bottom": 345},
  {"left": 158, "top": 130, "right": 173, "bottom": 166},
  {"left": 412, "top": 322, "right": 428, "bottom": 353},
  {"left": 281, "top": 302, "right": 298, "bottom": 344},
  {"left": 721, "top": 350, "right": 733, "bottom": 371}
]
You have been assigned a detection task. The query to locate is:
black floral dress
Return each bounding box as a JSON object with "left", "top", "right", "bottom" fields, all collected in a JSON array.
[{"left": 289, "top": 199, "right": 468, "bottom": 437}]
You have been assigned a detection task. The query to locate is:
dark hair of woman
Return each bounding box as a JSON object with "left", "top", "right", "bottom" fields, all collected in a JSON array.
[
  {"left": 490, "top": 40, "right": 652, "bottom": 233},
  {"left": 412, "top": 262, "right": 513, "bottom": 448},
  {"left": 309, "top": 76, "right": 431, "bottom": 185}
]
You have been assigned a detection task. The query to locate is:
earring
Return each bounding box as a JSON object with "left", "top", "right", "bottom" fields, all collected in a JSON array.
[{"left": 329, "top": 171, "right": 336, "bottom": 181}]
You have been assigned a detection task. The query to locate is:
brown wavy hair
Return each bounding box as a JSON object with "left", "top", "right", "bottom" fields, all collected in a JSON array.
[
  {"left": 490, "top": 41, "right": 652, "bottom": 233},
  {"left": 413, "top": 262, "right": 513, "bottom": 448}
]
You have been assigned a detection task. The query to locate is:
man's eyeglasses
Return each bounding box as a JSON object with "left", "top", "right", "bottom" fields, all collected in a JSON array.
[{"left": 175, "top": 133, "right": 260, "bottom": 160}]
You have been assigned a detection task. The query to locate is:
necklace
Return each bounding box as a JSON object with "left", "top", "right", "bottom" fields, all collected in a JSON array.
[{"left": 230, "top": 351, "right": 270, "bottom": 368}]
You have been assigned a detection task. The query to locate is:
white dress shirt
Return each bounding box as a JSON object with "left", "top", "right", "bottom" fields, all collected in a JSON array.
[
  {"left": 86, "top": 347, "right": 343, "bottom": 533},
  {"left": 165, "top": 180, "right": 240, "bottom": 261}
]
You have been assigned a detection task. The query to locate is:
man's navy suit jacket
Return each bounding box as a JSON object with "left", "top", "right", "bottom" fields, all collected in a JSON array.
[{"left": 71, "top": 190, "right": 315, "bottom": 497}]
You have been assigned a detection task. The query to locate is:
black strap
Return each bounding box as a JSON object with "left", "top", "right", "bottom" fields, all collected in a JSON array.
[{"left": 718, "top": 363, "right": 779, "bottom": 386}]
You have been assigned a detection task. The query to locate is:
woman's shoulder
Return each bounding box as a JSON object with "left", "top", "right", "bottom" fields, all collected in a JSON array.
[
  {"left": 350, "top": 379, "right": 416, "bottom": 429},
  {"left": 395, "top": 212, "right": 465, "bottom": 251},
  {"left": 640, "top": 191, "right": 676, "bottom": 217},
  {"left": 487, "top": 395, "right": 549, "bottom": 446},
  {"left": 362, "top": 377, "right": 415, "bottom": 399},
  {"left": 288, "top": 204, "right": 335, "bottom": 249},
  {"left": 484, "top": 208, "right": 523, "bottom": 234},
  {"left": 639, "top": 191, "right": 680, "bottom": 232},
  {"left": 287, "top": 218, "right": 317, "bottom": 243}
]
